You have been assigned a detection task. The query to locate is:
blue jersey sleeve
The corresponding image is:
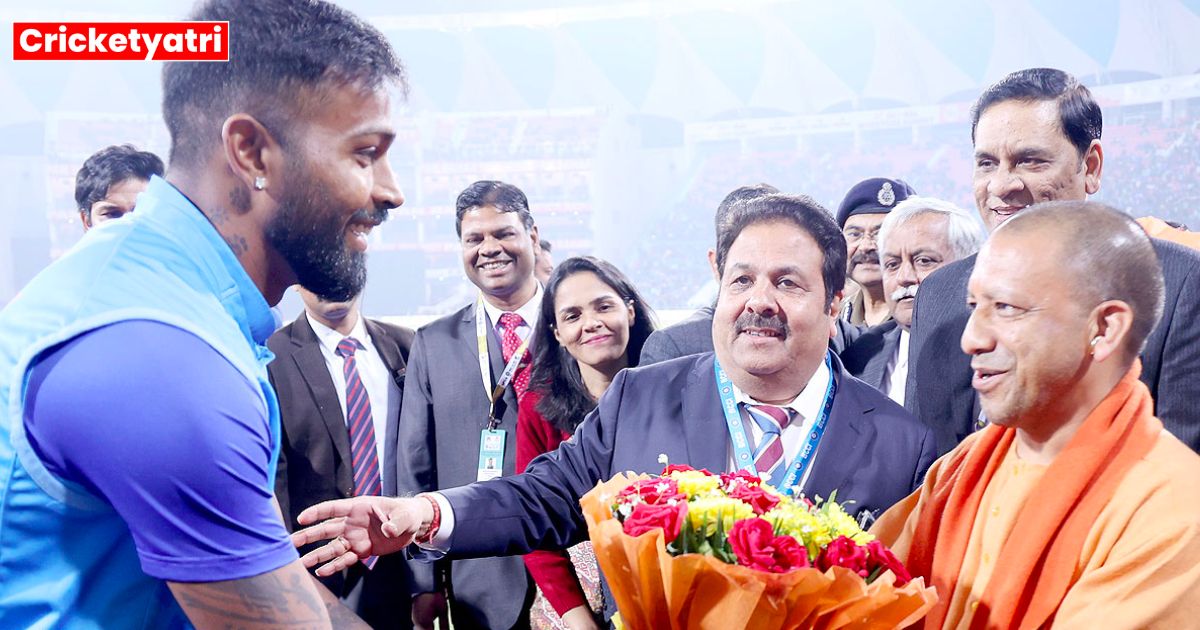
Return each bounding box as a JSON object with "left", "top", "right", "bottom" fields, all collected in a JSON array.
[{"left": 23, "top": 320, "right": 298, "bottom": 582}]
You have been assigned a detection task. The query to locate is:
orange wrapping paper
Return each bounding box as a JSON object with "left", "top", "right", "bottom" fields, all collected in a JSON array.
[{"left": 581, "top": 473, "right": 938, "bottom": 630}]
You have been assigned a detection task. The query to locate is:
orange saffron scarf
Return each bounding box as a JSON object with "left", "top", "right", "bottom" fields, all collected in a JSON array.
[{"left": 905, "top": 363, "right": 1162, "bottom": 629}]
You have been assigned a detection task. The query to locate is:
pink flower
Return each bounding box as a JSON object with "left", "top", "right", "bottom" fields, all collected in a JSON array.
[
  {"left": 818, "top": 535, "right": 870, "bottom": 577},
  {"left": 728, "top": 518, "right": 809, "bottom": 573},
  {"left": 719, "top": 470, "right": 763, "bottom": 491},
  {"left": 622, "top": 501, "right": 688, "bottom": 543},
  {"left": 728, "top": 483, "right": 781, "bottom": 515},
  {"left": 866, "top": 540, "right": 912, "bottom": 586}
]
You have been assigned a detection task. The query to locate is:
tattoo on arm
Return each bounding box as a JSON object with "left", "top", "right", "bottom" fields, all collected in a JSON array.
[{"left": 168, "top": 560, "right": 368, "bottom": 629}]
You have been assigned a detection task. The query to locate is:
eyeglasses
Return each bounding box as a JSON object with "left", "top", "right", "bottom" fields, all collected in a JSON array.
[{"left": 843, "top": 226, "right": 881, "bottom": 243}]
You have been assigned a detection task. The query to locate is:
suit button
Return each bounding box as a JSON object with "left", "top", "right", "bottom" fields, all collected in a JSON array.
[{"left": 346, "top": 487, "right": 354, "bottom": 495}]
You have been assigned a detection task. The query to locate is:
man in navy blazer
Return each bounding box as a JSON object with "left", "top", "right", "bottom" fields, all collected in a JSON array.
[{"left": 292, "top": 194, "right": 937, "bottom": 610}]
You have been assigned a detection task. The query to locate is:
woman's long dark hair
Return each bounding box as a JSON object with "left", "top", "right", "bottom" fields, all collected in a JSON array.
[{"left": 530, "top": 256, "right": 656, "bottom": 434}]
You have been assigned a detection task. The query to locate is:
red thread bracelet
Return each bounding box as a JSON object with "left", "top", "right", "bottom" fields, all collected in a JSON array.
[{"left": 415, "top": 494, "right": 441, "bottom": 544}]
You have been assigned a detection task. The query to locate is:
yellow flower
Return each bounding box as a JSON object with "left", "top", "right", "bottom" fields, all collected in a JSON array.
[
  {"left": 669, "top": 470, "right": 721, "bottom": 498},
  {"left": 816, "top": 500, "right": 875, "bottom": 545},
  {"left": 763, "top": 502, "right": 832, "bottom": 549},
  {"left": 687, "top": 496, "right": 754, "bottom": 534}
]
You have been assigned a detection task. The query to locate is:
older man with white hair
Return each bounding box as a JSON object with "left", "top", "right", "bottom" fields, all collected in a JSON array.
[{"left": 841, "top": 196, "right": 985, "bottom": 405}]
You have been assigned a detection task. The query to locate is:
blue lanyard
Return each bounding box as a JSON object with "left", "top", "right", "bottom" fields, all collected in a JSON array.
[{"left": 714, "top": 351, "right": 838, "bottom": 495}]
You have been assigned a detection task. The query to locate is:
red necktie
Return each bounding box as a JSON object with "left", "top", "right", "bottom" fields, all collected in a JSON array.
[
  {"left": 497, "top": 312, "right": 531, "bottom": 397},
  {"left": 336, "top": 337, "right": 379, "bottom": 568}
]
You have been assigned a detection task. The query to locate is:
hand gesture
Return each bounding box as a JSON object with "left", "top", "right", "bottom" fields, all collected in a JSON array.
[{"left": 290, "top": 496, "right": 431, "bottom": 577}]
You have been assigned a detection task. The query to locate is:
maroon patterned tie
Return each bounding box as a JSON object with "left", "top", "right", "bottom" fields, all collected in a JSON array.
[
  {"left": 497, "top": 312, "right": 531, "bottom": 397},
  {"left": 747, "top": 404, "right": 793, "bottom": 486},
  {"left": 336, "top": 337, "right": 379, "bottom": 568}
]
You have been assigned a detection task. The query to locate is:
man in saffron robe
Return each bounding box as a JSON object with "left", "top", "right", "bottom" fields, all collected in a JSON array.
[{"left": 872, "top": 201, "right": 1200, "bottom": 629}]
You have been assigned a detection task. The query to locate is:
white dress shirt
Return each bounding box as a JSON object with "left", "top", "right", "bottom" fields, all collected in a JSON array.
[
  {"left": 308, "top": 314, "right": 390, "bottom": 468},
  {"left": 884, "top": 329, "right": 910, "bottom": 407},
  {"left": 728, "top": 357, "right": 833, "bottom": 492},
  {"left": 479, "top": 283, "right": 543, "bottom": 346}
]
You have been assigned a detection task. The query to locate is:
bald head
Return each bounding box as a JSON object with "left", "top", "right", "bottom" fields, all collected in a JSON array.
[{"left": 993, "top": 201, "right": 1164, "bottom": 360}]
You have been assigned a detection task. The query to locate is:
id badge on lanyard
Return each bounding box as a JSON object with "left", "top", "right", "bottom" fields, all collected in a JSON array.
[{"left": 473, "top": 296, "right": 530, "bottom": 478}]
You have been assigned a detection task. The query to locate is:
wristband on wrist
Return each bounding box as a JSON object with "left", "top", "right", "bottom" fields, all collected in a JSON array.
[{"left": 414, "top": 493, "right": 441, "bottom": 544}]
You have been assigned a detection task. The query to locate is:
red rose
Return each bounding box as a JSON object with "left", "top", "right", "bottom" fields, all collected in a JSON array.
[
  {"left": 662, "top": 464, "right": 715, "bottom": 476},
  {"left": 866, "top": 540, "right": 912, "bottom": 586},
  {"left": 617, "top": 478, "right": 685, "bottom": 506},
  {"left": 622, "top": 501, "right": 688, "bottom": 543},
  {"left": 728, "top": 518, "right": 809, "bottom": 573},
  {"left": 818, "top": 535, "right": 870, "bottom": 577},
  {"left": 772, "top": 533, "right": 809, "bottom": 571},
  {"left": 719, "top": 470, "right": 763, "bottom": 491},
  {"left": 728, "top": 483, "right": 781, "bottom": 515}
]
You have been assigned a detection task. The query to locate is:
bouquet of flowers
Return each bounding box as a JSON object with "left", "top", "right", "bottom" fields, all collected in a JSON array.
[{"left": 581, "top": 465, "right": 936, "bottom": 630}]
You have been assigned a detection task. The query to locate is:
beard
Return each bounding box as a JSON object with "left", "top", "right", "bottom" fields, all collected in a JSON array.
[{"left": 264, "top": 164, "right": 386, "bottom": 303}]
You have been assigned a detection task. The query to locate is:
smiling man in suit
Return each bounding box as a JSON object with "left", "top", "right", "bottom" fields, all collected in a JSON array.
[
  {"left": 841, "top": 197, "right": 984, "bottom": 406},
  {"left": 290, "top": 194, "right": 938, "bottom": 624},
  {"left": 396, "top": 180, "right": 542, "bottom": 630},
  {"left": 269, "top": 286, "right": 415, "bottom": 628},
  {"left": 906, "top": 67, "right": 1200, "bottom": 455}
]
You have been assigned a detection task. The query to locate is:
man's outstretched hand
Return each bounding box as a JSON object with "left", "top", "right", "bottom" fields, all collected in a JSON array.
[{"left": 291, "top": 496, "right": 434, "bottom": 577}]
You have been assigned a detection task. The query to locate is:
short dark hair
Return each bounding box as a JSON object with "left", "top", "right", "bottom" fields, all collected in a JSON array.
[
  {"left": 971, "top": 68, "right": 1102, "bottom": 157},
  {"left": 716, "top": 193, "right": 846, "bottom": 308},
  {"left": 539, "top": 239, "right": 553, "bottom": 253},
  {"left": 530, "top": 256, "right": 656, "bottom": 434},
  {"left": 454, "top": 180, "right": 535, "bottom": 237},
  {"left": 162, "top": 0, "right": 406, "bottom": 168},
  {"left": 74, "top": 144, "right": 164, "bottom": 215},
  {"left": 715, "top": 183, "right": 779, "bottom": 241},
  {"left": 997, "top": 201, "right": 1164, "bottom": 361}
]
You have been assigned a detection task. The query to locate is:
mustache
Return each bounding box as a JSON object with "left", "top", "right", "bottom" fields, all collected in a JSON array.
[
  {"left": 849, "top": 251, "right": 879, "bottom": 267},
  {"left": 734, "top": 312, "right": 787, "bottom": 339},
  {"left": 349, "top": 206, "right": 389, "bottom": 225},
  {"left": 890, "top": 285, "right": 919, "bottom": 302}
]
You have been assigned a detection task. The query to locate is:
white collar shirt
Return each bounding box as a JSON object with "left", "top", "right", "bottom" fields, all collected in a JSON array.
[
  {"left": 480, "top": 283, "right": 543, "bottom": 344},
  {"left": 308, "top": 313, "right": 390, "bottom": 469},
  {"left": 885, "top": 329, "right": 910, "bottom": 407},
  {"left": 727, "top": 356, "right": 833, "bottom": 493}
]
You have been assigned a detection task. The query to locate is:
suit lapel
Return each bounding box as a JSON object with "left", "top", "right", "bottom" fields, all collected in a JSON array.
[
  {"left": 804, "top": 354, "right": 869, "bottom": 498},
  {"left": 365, "top": 319, "right": 406, "bottom": 380},
  {"left": 681, "top": 355, "right": 731, "bottom": 473},
  {"left": 860, "top": 321, "right": 898, "bottom": 390},
  {"left": 290, "top": 314, "right": 353, "bottom": 467},
  {"left": 459, "top": 304, "right": 517, "bottom": 420}
]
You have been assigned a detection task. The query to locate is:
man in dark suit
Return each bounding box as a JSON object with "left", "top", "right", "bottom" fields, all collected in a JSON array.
[
  {"left": 292, "top": 194, "right": 938, "bottom": 622},
  {"left": 842, "top": 196, "right": 984, "bottom": 404},
  {"left": 906, "top": 67, "right": 1200, "bottom": 455},
  {"left": 396, "top": 181, "right": 542, "bottom": 630},
  {"left": 269, "top": 287, "right": 415, "bottom": 628}
]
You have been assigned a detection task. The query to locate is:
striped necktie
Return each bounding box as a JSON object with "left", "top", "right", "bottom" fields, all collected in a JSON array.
[
  {"left": 746, "top": 404, "right": 793, "bottom": 487},
  {"left": 336, "top": 337, "right": 379, "bottom": 569}
]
